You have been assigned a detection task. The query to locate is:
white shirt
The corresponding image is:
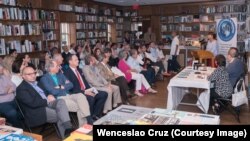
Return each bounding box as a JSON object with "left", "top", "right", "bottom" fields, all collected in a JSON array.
[
  {"left": 126, "top": 56, "right": 143, "bottom": 72},
  {"left": 206, "top": 40, "right": 218, "bottom": 56},
  {"left": 170, "top": 36, "right": 180, "bottom": 55},
  {"left": 69, "top": 49, "right": 76, "bottom": 55},
  {"left": 157, "top": 49, "right": 165, "bottom": 59},
  {"left": 11, "top": 74, "right": 23, "bottom": 87}
]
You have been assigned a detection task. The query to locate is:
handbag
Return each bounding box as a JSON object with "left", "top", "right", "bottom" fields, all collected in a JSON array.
[{"left": 232, "top": 79, "right": 249, "bottom": 107}]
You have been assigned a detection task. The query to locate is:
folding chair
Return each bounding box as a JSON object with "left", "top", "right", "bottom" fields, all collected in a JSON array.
[
  {"left": 216, "top": 77, "right": 249, "bottom": 123},
  {"left": 15, "top": 98, "right": 61, "bottom": 138}
]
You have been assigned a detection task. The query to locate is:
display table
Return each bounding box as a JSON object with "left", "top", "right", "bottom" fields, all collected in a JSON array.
[
  {"left": 94, "top": 105, "right": 220, "bottom": 125},
  {"left": 167, "top": 66, "right": 215, "bottom": 113}
]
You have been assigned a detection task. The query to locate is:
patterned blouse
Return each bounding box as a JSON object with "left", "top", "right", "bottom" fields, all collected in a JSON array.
[{"left": 207, "top": 66, "right": 233, "bottom": 98}]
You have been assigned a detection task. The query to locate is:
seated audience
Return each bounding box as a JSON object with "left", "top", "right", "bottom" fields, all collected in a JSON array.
[
  {"left": 97, "top": 53, "right": 131, "bottom": 105},
  {"left": 207, "top": 54, "right": 233, "bottom": 114},
  {"left": 40, "top": 60, "right": 92, "bottom": 126},
  {"left": 118, "top": 50, "right": 157, "bottom": 96},
  {"left": 63, "top": 54, "right": 107, "bottom": 119},
  {"left": 16, "top": 66, "right": 73, "bottom": 138},
  {"left": 82, "top": 55, "right": 122, "bottom": 113},
  {"left": 226, "top": 47, "right": 245, "bottom": 87},
  {"left": 0, "top": 64, "right": 21, "bottom": 128},
  {"left": 127, "top": 49, "right": 156, "bottom": 86}
]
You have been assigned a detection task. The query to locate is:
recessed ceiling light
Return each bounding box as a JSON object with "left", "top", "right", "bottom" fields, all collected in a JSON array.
[{"left": 118, "top": 0, "right": 125, "bottom": 2}]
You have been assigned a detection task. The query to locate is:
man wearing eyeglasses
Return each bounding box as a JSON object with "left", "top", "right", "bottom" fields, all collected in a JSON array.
[{"left": 16, "top": 66, "right": 73, "bottom": 138}]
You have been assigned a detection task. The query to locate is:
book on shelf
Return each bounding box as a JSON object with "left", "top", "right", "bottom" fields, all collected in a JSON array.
[{"left": 0, "top": 125, "right": 23, "bottom": 139}]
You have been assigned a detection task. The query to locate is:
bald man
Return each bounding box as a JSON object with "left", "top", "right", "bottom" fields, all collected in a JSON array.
[
  {"left": 226, "top": 47, "right": 245, "bottom": 87},
  {"left": 16, "top": 66, "right": 73, "bottom": 138}
]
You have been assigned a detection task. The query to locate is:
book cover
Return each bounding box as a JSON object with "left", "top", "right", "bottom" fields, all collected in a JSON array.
[
  {"left": 72, "top": 124, "right": 93, "bottom": 135},
  {"left": 0, "top": 125, "right": 23, "bottom": 139},
  {"left": 0, "top": 134, "right": 34, "bottom": 141},
  {"left": 64, "top": 132, "right": 92, "bottom": 141}
]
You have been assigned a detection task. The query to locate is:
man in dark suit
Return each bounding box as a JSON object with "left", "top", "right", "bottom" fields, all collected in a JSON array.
[
  {"left": 16, "top": 66, "right": 73, "bottom": 138},
  {"left": 64, "top": 54, "right": 107, "bottom": 120}
]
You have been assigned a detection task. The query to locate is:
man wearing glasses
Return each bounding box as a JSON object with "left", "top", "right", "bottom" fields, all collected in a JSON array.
[{"left": 16, "top": 66, "right": 73, "bottom": 138}]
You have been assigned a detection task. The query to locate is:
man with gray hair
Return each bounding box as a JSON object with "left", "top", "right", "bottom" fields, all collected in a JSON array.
[
  {"left": 40, "top": 60, "right": 92, "bottom": 126},
  {"left": 226, "top": 47, "right": 245, "bottom": 87},
  {"left": 83, "top": 55, "right": 122, "bottom": 113}
]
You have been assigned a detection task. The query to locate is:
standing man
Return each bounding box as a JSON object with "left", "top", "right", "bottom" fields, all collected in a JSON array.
[
  {"left": 144, "top": 27, "right": 156, "bottom": 44},
  {"left": 168, "top": 31, "right": 181, "bottom": 73}
]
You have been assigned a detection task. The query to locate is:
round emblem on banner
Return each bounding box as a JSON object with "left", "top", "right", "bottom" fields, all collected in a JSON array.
[{"left": 217, "top": 18, "right": 236, "bottom": 42}]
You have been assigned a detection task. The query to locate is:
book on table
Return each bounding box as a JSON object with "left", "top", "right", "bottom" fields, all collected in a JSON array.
[{"left": 0, "top": 125, "right": 23, "bottom": 139}]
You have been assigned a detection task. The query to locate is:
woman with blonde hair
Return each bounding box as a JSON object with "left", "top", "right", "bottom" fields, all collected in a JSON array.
[{"left": 2, "top": 55, "right": 15, "bottom": 78}]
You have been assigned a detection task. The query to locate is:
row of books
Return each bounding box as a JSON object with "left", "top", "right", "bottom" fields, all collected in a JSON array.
[
  {"left": 88, "top": 31, "right": 107, "bottom": 38},
  {"left": 0, "top": 23, "right": 40, "bottom": 36},
  {"left": 40, "top": 10, "right": 56, "bottom": 20},
  {"left": 200, "top": 4, "right": 247, "bottom": 14},
  {"left": 76, "top": 15, "right": 110, "bottom": 22},
  {"left": 161, "top": 13, "right": 246, "bottom": 23},
  {"left": 0, "top": 8, "right": 59, "bottom": 21},
  {"left": 76, "top": 23, "right": 107, "bottom": 30},
  {"left": 42, "top": 21, "right": 58, "bottom": 30},
  {"left": 116, "top": 24, "right": 123, "bottom": 30},
  {"left": 76, "top": 31, "right": 107, "bottom": 38},
  {"left": 0, "top": 0, "right": 16, "bottom": 6},
  {"left": 117, "top": 31, "right": 123, "bottom": 36},
  {"left": 43, "top": 31, "right": 57, "bottom": 41},
  {"left": 76, "top": 32, "right": 86, "bottom": 39},
  {"left": 0, "top": 39, "right": 42, "bottom": 55},
  {"left": 0, "top": 8, "right": 41, "bottom": 21},
  {"left": 117, "top": 17, "right": 124, "bottom": 23}
]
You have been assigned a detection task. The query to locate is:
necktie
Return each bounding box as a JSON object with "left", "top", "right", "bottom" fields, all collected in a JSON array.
[{"left": 75, "top": 69, "right": 85, "bottom": 90}]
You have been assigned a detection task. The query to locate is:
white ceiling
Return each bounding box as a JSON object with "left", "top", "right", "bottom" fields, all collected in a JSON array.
[{"left": 94, "top": 0, "right": 214, "bottom": 6}]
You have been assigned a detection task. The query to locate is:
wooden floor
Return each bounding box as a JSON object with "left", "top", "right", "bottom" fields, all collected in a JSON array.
[{"left": 43, "top": 76, "right": 250, "bottom": 141}]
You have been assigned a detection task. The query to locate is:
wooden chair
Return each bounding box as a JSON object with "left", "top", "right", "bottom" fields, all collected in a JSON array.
[{"left": 191, "top": 50, "right": 214, "bottom": 67}]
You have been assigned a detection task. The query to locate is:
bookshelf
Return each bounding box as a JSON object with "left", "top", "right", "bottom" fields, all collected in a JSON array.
[
  {"left": 0, "top": 0, "right": 42, "bottom": 56},
  {"left": 159, "top": 0, "right": 247, "bottom": 53},
  {"left": 74, "top": 2, "right": 109, "bottom": 46},
  {"left": 115, "top": 9, "right": 123, "bottom": 43}
]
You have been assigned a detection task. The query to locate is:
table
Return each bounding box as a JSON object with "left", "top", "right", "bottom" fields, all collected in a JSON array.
[
  {"left": 163, "top": 46, "right": 200, "bottom": 66},
  {"left": 94, "top": 105, "right": 220, "bottom": 125},
  {"left": 167, "top": 67, "right": 215, "bottom": 113}
]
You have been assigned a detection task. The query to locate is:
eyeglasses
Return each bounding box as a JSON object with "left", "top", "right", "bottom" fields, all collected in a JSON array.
[{"left": 24, "top": 71, "right": 37, "bottom": 76}]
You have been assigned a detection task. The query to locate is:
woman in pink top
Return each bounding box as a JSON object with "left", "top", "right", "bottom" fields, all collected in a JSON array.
[{"left": 118, "top": 50, "right": 157, "bottom": 96}]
